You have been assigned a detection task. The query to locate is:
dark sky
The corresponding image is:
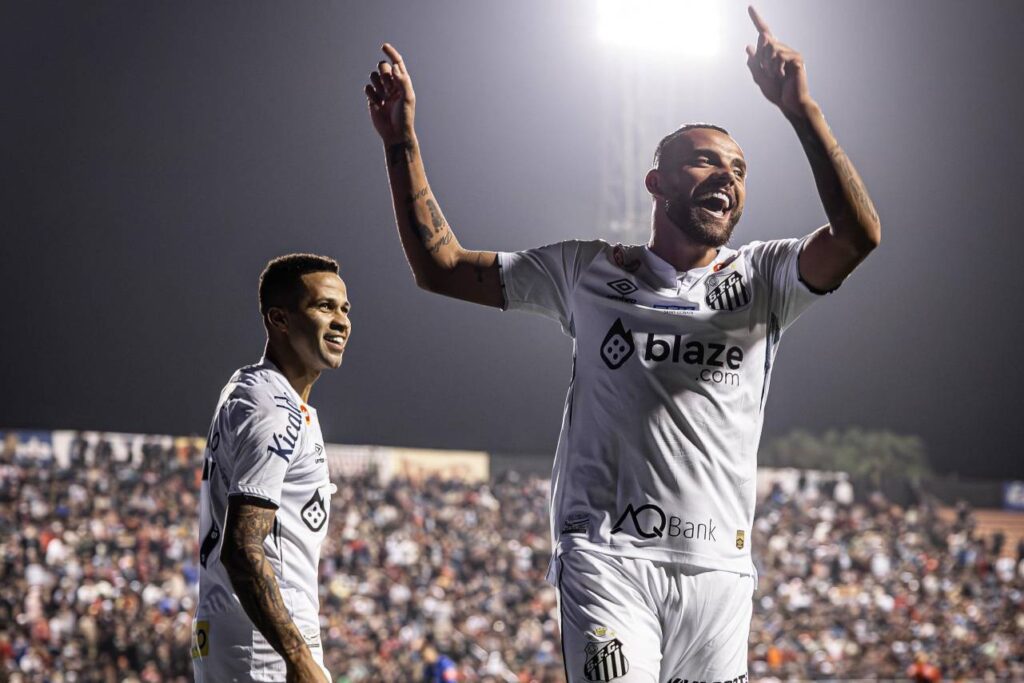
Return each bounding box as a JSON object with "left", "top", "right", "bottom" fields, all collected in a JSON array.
[{"left": 3, "top": 1, "right": 1022, "bottom": 479}]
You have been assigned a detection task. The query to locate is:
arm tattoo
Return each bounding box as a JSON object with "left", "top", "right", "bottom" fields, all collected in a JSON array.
[
  {"left": 223, "top": 503, "right": 307, "bottom": 660},
  {"left": 406, "top": 187, "right": 429, "bottom": 204},
  {"left": 387, "top": 141, "right": 414, "bottom": 168},
  {"left": 426, "top": 229, "right": 453, "bottom": 254},
  {"left": 794, "top": 119, "right": 879, "bottom": 228},
  {"left": 829, "top": 147, "right": 880, "bottom": 225},
  {"left": 426, "top": 199, "right": 446, "bottom": 232},
  {"left": 406, "top": 204, "right": 434, "bottom": 243}
]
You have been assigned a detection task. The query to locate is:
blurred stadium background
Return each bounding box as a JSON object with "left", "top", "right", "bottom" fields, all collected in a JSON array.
[{"left": 2, "top": 428, "right": 1022, "bottom": 681}]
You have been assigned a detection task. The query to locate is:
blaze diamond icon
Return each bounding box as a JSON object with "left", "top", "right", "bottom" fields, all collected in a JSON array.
[{"left": 600, "top": 318, "right": 635, "bottom": 370}]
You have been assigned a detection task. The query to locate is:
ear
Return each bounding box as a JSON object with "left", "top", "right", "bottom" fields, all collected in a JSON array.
[
  {"left": 266, "top": 307, "right": 289, "bottom": 334},
  {"left": 645, "top": 168, "right": 663, "bottom": 198}
]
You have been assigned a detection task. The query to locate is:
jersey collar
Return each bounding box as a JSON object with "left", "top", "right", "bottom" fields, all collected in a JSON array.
[{"left": 641, "top": 246, "right": 733, "bottom": 291}]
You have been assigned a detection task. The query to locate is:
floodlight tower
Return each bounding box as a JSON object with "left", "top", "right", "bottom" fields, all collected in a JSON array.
[{"left": 596, "top": 0, "right": 722, "bottom": 244}]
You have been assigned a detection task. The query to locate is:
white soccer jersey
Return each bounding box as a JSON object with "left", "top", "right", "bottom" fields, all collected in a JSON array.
[
  {"left": 194, "top": 357, "right": 333, "bottom": 675},
  {"left": 498, "top": 237, "right": 823, "bottom": 579}
]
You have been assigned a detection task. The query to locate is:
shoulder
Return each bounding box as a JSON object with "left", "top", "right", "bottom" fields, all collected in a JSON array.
[
  {"left": 221, "top": 363, "right": 295, "bottom": 423},
  {"left": 736, "top": 238, "right": 804, "bottom": 275}
]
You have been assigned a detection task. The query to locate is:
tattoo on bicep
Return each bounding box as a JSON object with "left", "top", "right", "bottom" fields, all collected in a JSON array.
[
  {"left": 406, "top": 205, "right": 434, "bottom": 243},
  {"left": 426, "top": 230, "right": 453, "bottom": 254},
  {"left": 425, "top": 199, "right": 446, "bottom": 233},
  {"left": 387, "top": 141, "right": 414, "bottom": 168}
]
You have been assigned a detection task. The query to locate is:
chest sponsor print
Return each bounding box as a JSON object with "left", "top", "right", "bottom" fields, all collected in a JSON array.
[{"left": 300, "top": 488, "right": 328, "bottom": 532}]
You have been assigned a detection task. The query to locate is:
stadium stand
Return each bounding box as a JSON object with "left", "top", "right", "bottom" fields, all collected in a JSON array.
[{"left": 1, "top": 430, "right": 1022, "bottom": 681}]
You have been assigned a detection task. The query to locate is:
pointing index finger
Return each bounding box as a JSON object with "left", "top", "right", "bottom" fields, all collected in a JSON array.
[
  {"left": 748, "top": 5, "right": 772, "bottom": 36},
  {"left": 382, "top": 43, "right": 404, "bottom": 66}
]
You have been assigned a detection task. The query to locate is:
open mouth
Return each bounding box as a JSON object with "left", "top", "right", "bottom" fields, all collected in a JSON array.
[
  {"left": 694, "top": 190, "right": 733, "bottom": 218},
  {"left": 324, "top": 334, "right": 346, "bottom": 353}
]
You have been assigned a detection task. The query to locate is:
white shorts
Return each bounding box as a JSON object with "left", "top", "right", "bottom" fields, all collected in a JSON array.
[
  {"left": 557, "top": 550, "right": 753, "bottom": 683},
  {"left": 191, "top": 609, "right": 331, "bottom": 683}
]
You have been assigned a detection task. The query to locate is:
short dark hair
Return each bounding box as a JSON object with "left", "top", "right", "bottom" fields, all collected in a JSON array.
[
  {"left": 258, "top": 253, "right": 339, "bottom": 316},
  {"left": 653, "top": 123, "right": 731, "bottom": 167}
]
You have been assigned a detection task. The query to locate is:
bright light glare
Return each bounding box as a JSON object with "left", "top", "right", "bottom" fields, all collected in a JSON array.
[{"left": 597, "top": 0, "right": 721, "bottom": 57}]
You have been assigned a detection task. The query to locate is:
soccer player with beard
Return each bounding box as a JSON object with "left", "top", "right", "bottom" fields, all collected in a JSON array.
[{"left": 365, "top": 7, "right": 879, "bottom": 682}]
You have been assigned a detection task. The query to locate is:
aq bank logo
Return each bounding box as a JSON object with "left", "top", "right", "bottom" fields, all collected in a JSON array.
[
  {"left": 600, "top": 319, "right": 635, "bottom": 370},
  {"left": 611, "top": 504, "right": 667, "bottom": 539}
]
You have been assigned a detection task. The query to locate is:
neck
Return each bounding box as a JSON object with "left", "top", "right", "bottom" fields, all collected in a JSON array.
[
  {"left": 265, "top": 343, "right": 319, "bottom": 403},
  {"left": 647, "top": 210, "right": 719, "bottom": 272}
]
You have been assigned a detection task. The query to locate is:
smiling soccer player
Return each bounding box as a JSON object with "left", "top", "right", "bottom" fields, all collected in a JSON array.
[
  {"left": 365, "top": 6, "right": 879, "bottom": 681},
  {"left": 192, "top": 254, "right": 351, "bottom": 683}
]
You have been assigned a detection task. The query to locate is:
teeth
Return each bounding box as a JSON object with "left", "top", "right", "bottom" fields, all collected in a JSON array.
[{"left": 697, "top": 190, "right": 731, "bottom": 210}]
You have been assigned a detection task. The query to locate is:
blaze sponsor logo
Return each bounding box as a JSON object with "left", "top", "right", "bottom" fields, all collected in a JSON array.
[
  {"left": 600, "top": 319, "right": 635, "bottom": 369},
  {"left": 612, "top": 504, "right": 717, "bottom": 542},
  {"left": 600, "top": 321, "right": 744, "bottom": 386},
  {"left": 301, "top": 488, "right": 328, "bottom": 532},
  {"left": 642, "top": 335, "right": 744, "bottom": 385},
  {"left": 267, "top": 394, "right": 304, "bottom": 462},
  {"left": 736, "top": 529, "right": 745, "bottom": 550},
  {"left": 191, "top": 620, "right": 210, "bottom": 658},
  {"left": 584, "top": 635, "right": 629, "bottom": 681},
  {"left": 705, "top": 271, "right": 750, "bottom": 311}
]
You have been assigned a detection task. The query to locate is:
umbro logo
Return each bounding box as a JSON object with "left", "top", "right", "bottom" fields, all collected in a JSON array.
[{"left": 606, "top": 279, "right": 638, "bottom": 296}]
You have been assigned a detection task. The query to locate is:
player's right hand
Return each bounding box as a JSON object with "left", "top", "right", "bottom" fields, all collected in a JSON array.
[
  {"left": 285, "top": 651, "right": 330, "bottom": 683},
  {"left": 365, "top": 43, "right": 416, "bottom": 144}
]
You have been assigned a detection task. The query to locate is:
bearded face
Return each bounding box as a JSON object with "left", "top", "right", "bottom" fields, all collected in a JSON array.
[{"left": 653, "top": 128, "right": 747, "bottom": 248}]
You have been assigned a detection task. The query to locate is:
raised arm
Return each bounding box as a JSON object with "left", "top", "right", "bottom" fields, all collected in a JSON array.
[
  {"left": 220, "top": 497, "right": 326, "bottom": 683},
  {"left": 365, "top": 44, "right": 504, "bottom": 308},
  {"left": 745, "top": 6, "right": 881, "bottom": 292}
]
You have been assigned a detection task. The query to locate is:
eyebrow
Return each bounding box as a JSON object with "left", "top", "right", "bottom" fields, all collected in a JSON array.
[{"left": 690, "top": 148, "right": 746, "bottom": 168}]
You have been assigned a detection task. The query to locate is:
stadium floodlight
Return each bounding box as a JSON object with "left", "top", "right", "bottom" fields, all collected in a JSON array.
[{"left": 596, "top": 0, "right": 722, "bottom": 58}]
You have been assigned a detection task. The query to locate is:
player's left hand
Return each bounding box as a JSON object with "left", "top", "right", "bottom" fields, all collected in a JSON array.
[{"left": 745, "top": 5, "right": 815, "bottom": 118}]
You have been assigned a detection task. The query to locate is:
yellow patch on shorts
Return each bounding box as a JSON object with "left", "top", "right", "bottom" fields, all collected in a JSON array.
[{"left": 191, "top": 620, "right": 210, "bottom": 658}]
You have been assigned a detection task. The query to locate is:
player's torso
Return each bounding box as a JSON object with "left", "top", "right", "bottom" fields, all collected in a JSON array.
[
  {"left": 552, "top": 244, "right": 773, "bottom": 572},
  {"left": 197, "top": 365, "right": 332, "bottom": 617}
]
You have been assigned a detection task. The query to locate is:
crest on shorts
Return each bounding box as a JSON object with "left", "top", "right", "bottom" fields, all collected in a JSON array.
[
  {"left": 584, "top": 632, "right": 629, "bottom": 682},
  {"left": 301, "top": 489, "right": 328, "bottom": 532},
  {"left": 736, "top": 529, "right": 745, "bottom": 550},
  {"left": 705, "top": 270, "right": 750, "bottom": 312}
]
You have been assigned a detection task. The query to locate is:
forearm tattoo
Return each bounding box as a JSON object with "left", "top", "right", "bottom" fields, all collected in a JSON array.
[
  {"left": 795, "top": 121, "right": 879, "bottom": 228},
  {"left": 387, "top": 140, "right": 415, "bottom": 168},
  {"left": 224, "top": 504, "right": 307, "bottom": 659}
]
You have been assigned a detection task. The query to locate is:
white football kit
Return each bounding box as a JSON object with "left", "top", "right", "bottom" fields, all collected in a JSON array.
[
  {"left": 498, "top": 237, "right": 824, "bottom": 682},
  {"left": 192, "top": 358, "right": 333, "bottom": 683}
]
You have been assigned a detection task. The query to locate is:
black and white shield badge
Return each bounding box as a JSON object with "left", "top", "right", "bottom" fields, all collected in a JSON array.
[
  {"left": 584, "top": 638, "right": 629, "bottom": 681},
  {"left": 705, "top": 271, "right": 750, "bottom": 312},
  {"left": 301, "top": 488, "right": 328, "bottom": 532}
]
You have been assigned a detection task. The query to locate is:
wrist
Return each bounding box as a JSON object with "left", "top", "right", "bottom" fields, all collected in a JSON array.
[
  {"left": 784, "top": 98, "right": 822, "bottom": 124},
  {"left": 382, "top": 131, "right": 418, "bottom": 148}
]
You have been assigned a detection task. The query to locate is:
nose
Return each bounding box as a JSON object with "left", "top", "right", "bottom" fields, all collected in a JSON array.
[{"left": 332, "top": 311, "right": 350, "bottom": 335}]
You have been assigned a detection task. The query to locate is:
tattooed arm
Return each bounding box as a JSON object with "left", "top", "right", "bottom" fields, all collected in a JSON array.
[
  {"left": 745, "top": 6, "right": 881, "bottom": 292},
  {"left": 221, "top": 497, "right": 326, "bottom": 683},
  {"left": 365, "top": 44, "right": 504, "bottom": 308}
]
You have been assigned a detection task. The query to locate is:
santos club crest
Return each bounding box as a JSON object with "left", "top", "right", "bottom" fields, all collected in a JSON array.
[
  {"left": 705, "top": 271, "right": 750, "bottom": 312},
  {"left": 584, "top": 635, "right": 629, "bottom": 681}
]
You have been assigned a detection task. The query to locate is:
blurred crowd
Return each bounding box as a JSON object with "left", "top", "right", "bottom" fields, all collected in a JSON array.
[{"left": 1, "top": 434, "right": 1023, "bottom": 682}]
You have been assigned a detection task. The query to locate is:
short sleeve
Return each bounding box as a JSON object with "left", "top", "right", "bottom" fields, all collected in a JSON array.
[
  {"left": 223, "top": 388, "right": 301, "bottom": 506},
  {"left": 497, "top": 240, "right": 605, "bottom": 336},
  {"left": 746, "top": 236, "right": 826, "bottom": 332}
]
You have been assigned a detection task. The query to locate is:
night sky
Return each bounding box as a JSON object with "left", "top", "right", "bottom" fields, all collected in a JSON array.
[{"left": 3, "top": 1, "right": 1022, "bottom": 479}]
